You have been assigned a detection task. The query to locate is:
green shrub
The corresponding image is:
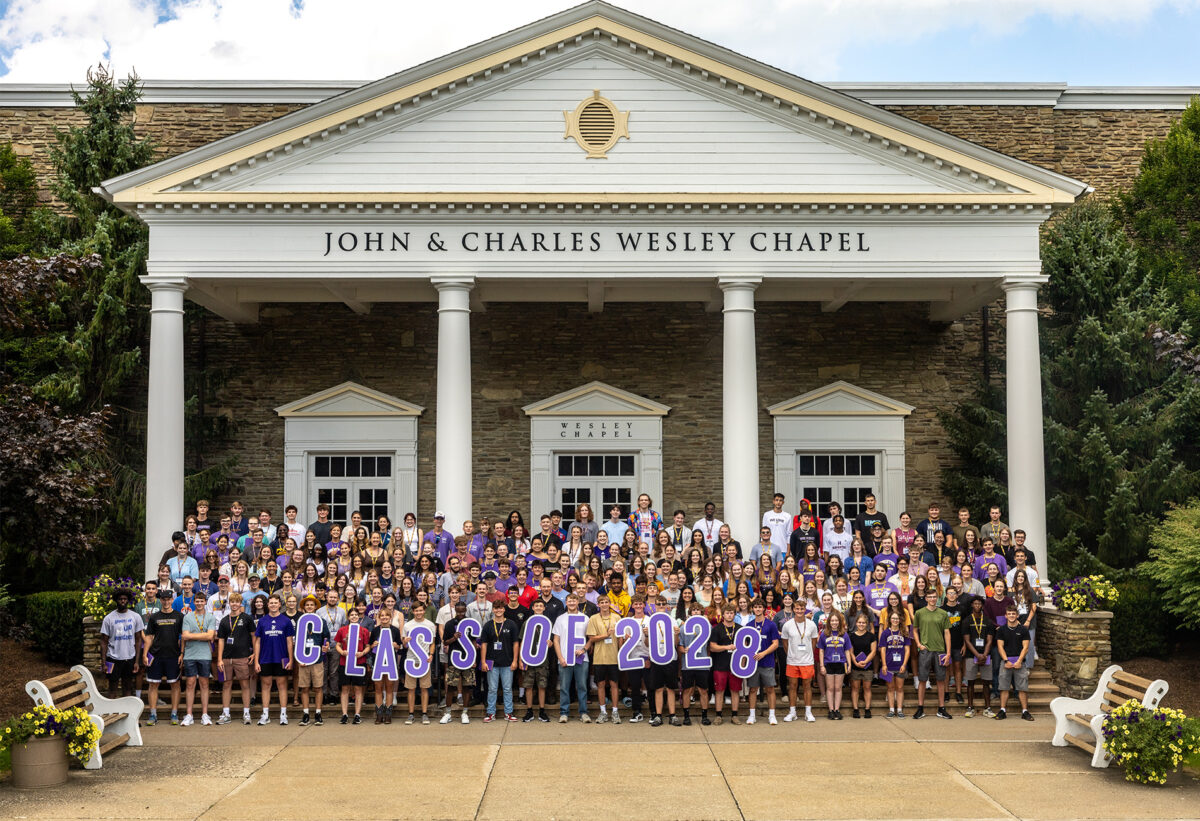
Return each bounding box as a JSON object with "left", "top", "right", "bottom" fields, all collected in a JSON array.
[
  {"left": 22, "top": 591, "right": 83, "bottom": 665},
  {"left": 1143, "top": 501, "right": 1200, "bottom": 630},
  {"left": 1110, "top": 578, "right": 1173, "bottom": 660}
]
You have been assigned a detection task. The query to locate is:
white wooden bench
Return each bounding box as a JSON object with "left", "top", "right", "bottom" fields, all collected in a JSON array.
[
  {"left": 25, "top": 665, "right": 143, "bottom": 769},
  {"left": 1050, "top": 664, "right": 1169, "bottom": 768}
]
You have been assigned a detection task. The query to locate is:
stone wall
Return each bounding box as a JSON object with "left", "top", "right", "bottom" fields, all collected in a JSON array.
[
  {"left": 1037, "top": 605, "right": 1113, "bottom": 698},
  {"left": 82, "top": 616, "right": 102, "bottom": 675}
]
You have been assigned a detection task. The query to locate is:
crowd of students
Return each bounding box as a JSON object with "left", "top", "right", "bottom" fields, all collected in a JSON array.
[{"left": 98, "top": 492, "right": 1043, "bottom": 728}]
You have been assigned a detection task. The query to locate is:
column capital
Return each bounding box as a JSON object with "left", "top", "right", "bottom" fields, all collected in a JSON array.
[
  {"left": 431, "top": 276, "right": 476, "bottom": 292},
  {"left": 1001, "top": 275, "right": 1048, "bottom": 293},
  {"left": 717, "top": 276, "right": 762, "bottom": 292},
  {"left": 141, "top": 276, "right": 189, "bottom": 293}
]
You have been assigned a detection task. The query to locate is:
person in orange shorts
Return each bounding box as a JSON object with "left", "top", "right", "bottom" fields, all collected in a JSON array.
[{"left": 780, "top": 599, "right": 819, "bottom": 722}]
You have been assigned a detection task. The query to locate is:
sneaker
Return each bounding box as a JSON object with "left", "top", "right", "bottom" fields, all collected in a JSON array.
[
  {"left": 299, "top": 713, "right": 310, "bottom": 726},
  {"left": 580, "top": 714, "right": 591, "bottom": 724},
  {"left": 767, "top": 714, "right": 777, "bottom": 725},
  {"left": 983, "top": 707, "right": 996, "bottom": 718},
  {"left": 730, "top": 716, "right": 741, "bottom": 725},
  {"left": 405, "top": 713, "right": 415, "bottom": 725},
  {"left": 422, "top": 714, "right": 431, "bottom": 725},
  {"left": 279, "top": 713, "right": 288, "bottom": 726},
  {"left": 995, "top": 709, "right": 1007, "bottom": 720},
  {"left": 827, "top": 710, "right": 834, "bottom": 720},
  {"left": 612, "top": 713, "right": 621, "bottom": 725},
  {"left": 700, "top": 714, "right": 711, "bottom": 726},
  {"left": 954, "top": 692, "right": 965, "bottom": 704},
  {"left": 314, "top": 713, "right": 324, "bottom": 726},
  {"left": 483, "top": 714, "right": 495, "bottom": 723},
  {"left": 805, "top": 711, "right": 816, "bottom": 723},
  {"left": 621, "top": 697, "right": 633, "bottom": 708},
  {"left": 461, "top": 711, "right": 470, "bottom": 724},
  {"left": 745, "top": 714, "right": 756, "bottom": 725},
  {"left": 171, "top": 713, "right": 180, "bottom": 726},
  {"left": 912, "top": 707, "right": 926, "bottom": 720},
  {"left": 340, "top": 714, "right": 349, "bottom": 725},
  {"left": 243, "top": 713, "right": 252, "bottom": 725},
  {"left": 937, "top": 708, "right": 952, "bottom": 720},
  {"left": 649, "top": 715, "right": 663, "bottom": 727},
  {"left": 217, "top": 714, "right": 231, "bottom": 725},
  {"left": 681, "top": 713, "right": 692, "bottom": 726},
  {"left": 864, "top": 708, "right": 872, "bottom": 718},
  {"left": 1022, "top": 710, "right": 1034, "bottom": 722},
  {"left": 784, "top": 711, "right": 797, "bottom": 722},
  {"left": 596, "top": 712, "right": 610, "bottom": 724},
  {"left": 537, "top": 710, "right": 550, "bottom": 723},
  {"left": 383, "top": 710, "right": 393, "bottom": 725},
  {"left": 630, "top": 713, "right": 644, "bottom": 723},
  {"left": 200, "top": 713, "right": 213, "bottom": 726},
  {"left": 852, "top": 709, "right": 860, "bottom": 719},
  {"left": 670, "top": 715, "right": 682, "bottom": 726},
  {"left": 441, "top": 712, "right": 453, "bottom": 724},
  {"left": 835, "top": 710, "right": 844, "bottom": 720},
  {"left": 180, "top": 714, "right": 193, "bottom": 727},
  {"left": 965, "top": 707, "right": 976, "bottom": 718},
  {"left": 887, "top": 709, "right": 896, "bottom": 718},
  {"left": 895, "top": 710, "right": 905, "bottom": 719},
  {"left": 258, "top": 713, "right": 270, "bottom": 726},
  {"left": 352, "top": 714, "right": 362, "bottom": 725},
  {"left": 559, "top": 714, "right": 569, "bottom": 724}
]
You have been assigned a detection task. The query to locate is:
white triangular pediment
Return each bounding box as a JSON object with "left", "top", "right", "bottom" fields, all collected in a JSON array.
[
  {"left": 768, "top": 381, "right": 913, "bottom": 417},
  {"left": 524, "top": 381, "right": 670, "bottom": 416},
  {"left": 275, "top": 381, "right": 424, "bottom": 417},
  {"left": 101, "top": 2, "right": 1087, "bottom": 208}
]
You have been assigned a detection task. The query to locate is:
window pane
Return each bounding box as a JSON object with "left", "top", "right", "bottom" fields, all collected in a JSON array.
[
  {"left": 558, "top": 455, "right": 572, "bottom": 476},
  {"left": 590, "top": 456, "right": 603, "bottom": 476},
  {"left": 815, "top": 455, "right": 829, "bottom": 476},
  {"left": 861, "top": 455, "right": 875, "bottom": 475},
  {"left": 830, "top": 455, "right": 845, "bottom": 476},
  {"left": 802, "top": 487, "right": 817, "bottom": 502},
  {"left": 616, "top": 488, "right": 631, "bottom": 504},
  {"left": 330, "top": 458, "right": 345, "bottom": 478},
  {"left": 799, "top": 455, "right": 814, "bottom": 476},
  {"left": 845, "top": 455, "right": 860, "bottom": 476},
  {"left": 620, "top": 456, "right": 634, "bottom": 476},
  {"left": 578, "top": 488, "right": 591, "bottom": 503},
  {"left": 360, "top": 488, "right": 374, "bottom": 505},
  {"left": 333, "top": 489, "right": 347, "bottom": 504},
  {"left": 318, "top": 488, "right": 332, "bottom": 505},
  {"left": 315, "top": 457, "right": 329, "bottom": 477},
  {"left": 574, "top": 456, "right": 588, "bottom": 476},
  {"left": 375, "top": 489, "right": 388, "bottom": 504},
  {"left": 562, "top": 488, "right": 576, "bottom": 504},
  {"left": 344, "top": 456, "right": 360, "bottom": 477},
  {"left": 377, "top": 456, "right": 391, "bottom": 476},
  {"left": 605, "top": 456, "right": 618, "bottom": 475},
  {"left": 360, "top": 457, "right": 376, "bottom": 477}
]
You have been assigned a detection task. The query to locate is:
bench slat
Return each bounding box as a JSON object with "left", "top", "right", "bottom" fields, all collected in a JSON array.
[
  {"left": 99, "top": 712, "right": 129, "bottom": 725},
  {"left": 97, "top": 733, "right": 130, "bottom": 756},
  {"left": 41, "top": 671, "right": 84, "bottom": 689},
  {"left": 1063, "top": 733, "right": 1096, "bottom": 754},
  {"left": 1067, "top": 713, "right": 1093, "bottom": 728},
  {"left": 50, "top": 681, "right": 88, "bottom": 701},
  {"left": 1113, "top": 671, "right": 1153, "bottom": 689},
  {"left": 1106, "top": 680, "right": 1147, "bottom": 700},
  {"left": 55, "top": 693, "right": 90, "bottom": 710}
]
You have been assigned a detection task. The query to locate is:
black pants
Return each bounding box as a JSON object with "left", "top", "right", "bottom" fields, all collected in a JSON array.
[{"left": 627, "top": 667, "right": 649, "bottom": 713}]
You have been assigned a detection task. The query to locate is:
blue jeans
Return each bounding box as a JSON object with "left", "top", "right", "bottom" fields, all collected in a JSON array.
[
  {"left": 558, "top": 660, "right": 588, "bottom": 716},
  {"left": 486, "top": 665, "right": 514, "bottom": 716}
]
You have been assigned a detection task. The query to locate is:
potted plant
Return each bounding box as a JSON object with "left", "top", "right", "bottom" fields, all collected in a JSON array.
[
  {"left": 1102, "top": 699, "right": 1200, "bottom": 784},
  {"left": 1049, "top": 574, "right": 1119, "bottom": 613},
  {"left": 1, "top": 705, "right": 101, "bottom": 788}
]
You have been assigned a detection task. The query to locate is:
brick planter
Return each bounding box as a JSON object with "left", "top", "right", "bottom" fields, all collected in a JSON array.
[
  {"left": 1036, "top": 605, "right": 1113, "bottom": 698},
  {"left": 83, "top": 615, "right": 103, "bottom": 674}
]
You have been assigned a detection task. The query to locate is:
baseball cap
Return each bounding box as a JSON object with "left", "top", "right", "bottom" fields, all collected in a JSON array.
[
  {"left": 218, "top": 575, "right": 230, "bottom": 582},
  {"left": 434, "top": 510, "right": 446, "bottom": 519},
  {"left": 482, "top": 570, "right": 498, "bottom": 580},
  {"left": 157, "top": 588, "right": 174, "bottom": 600}
]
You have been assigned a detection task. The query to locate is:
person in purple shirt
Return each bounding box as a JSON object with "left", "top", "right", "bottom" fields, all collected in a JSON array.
[
  {"left": 864, "top": 565, "right": 898, "bottom": 613},
  {"left": 461, "top": 519, "right": 487, "bottom": 558},
  {"left": 493, "top": 561, "right": 516, "bottom": 593},
  {"left": 973, "top": 541, "right": 1009, "bottom": 580},
  {"left": 423, "top": 512, "right": 455, "bottom": 564},
  {"left": 745, "top": 598, "right": 781, "bottom": 725},
  {"left": 253, "top": 593, "right": 296, "bottom": 725}
]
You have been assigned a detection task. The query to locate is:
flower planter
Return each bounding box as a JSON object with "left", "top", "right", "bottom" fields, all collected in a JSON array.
[{"left": 10, "top": 735, "right": 69, "bottom": 789}]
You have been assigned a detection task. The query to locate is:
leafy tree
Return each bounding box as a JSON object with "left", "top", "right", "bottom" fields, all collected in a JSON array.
[
  {"left": 937, "top": 380, "right": 1008, "bottom": 518},
  {"left": 1118, "top": 96, "right": 1200, "bottom": 326},
  {"left": 1143, "top": 501, "right": 1200, "bottom": 631}
]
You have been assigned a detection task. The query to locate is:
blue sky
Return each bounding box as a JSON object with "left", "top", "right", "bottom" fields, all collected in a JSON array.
[{"left": 0, "top": 0, "right": 1196, "bottom": 85}]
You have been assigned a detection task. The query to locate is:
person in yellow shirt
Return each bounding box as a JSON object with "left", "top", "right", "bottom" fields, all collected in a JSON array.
[
  {"left": 606, "top": 572, "right": 631, "bottom": 616},
  {"left": 586, "top": 595, "right": 623, "bottom": 723}
]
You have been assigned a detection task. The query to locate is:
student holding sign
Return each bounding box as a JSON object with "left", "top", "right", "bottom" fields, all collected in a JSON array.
[
  {"left": 295, "top": 596, "right": 331, "bottom": 726},
  {"left": 745, "top": 598, "right": 780, "bottom": 725},
  {"left": 709, "top": 606, "right": 741, "bottom": 724},
  {"left": 552, "top": 593, "right": 591, "bottom": 723},
  {"left": 403, "top": 602, "right": 436, "bottom": 725},
  {"left": 369, "top": 609, "right": 403, "bottom": 724},
  {"left": 648, "top": 597, "right": 681, "bottom": 726},
  {"left": 586, "top": 595, "right": 621, "bottom": 723},
  {"left": 679, "top": 603, "right": 712, "bottom": 725},
  {"left": 335, "top": 608, "right": 370, "bottom": 724},
  {"left": 441, "top": 601, "right": 476, "bottom": 724},
  {"left": 520, "top": 599, "right": 552, "bottom": 723}
]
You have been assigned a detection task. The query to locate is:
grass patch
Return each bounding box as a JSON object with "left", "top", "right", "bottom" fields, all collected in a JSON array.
[{"left": 1186, "top": 749, "right": 1200, "bottom": 771}]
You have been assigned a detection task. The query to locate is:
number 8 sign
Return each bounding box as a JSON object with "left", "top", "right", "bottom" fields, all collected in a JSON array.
[{"left": 730, "top": 625, "right": 760, "bottom": 679}]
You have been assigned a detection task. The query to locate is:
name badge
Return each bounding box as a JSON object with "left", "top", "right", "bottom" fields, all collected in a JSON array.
[
  {"left": 227, "top": 637, "right": 234, "bottom": 645},
  {"left": 975, "top": 638, "right": 985, "bottom": 648},
  {"left": 604, "top": 637, "right": 613, "bottom": 644},
  {"left": 494, "top": 641, "right": 503, "bottom": 650}
]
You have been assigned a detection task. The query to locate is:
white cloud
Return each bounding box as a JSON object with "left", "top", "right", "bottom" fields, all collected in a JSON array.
[{"left": 0, "top": 0, "right": 1192, "bottom": 82}]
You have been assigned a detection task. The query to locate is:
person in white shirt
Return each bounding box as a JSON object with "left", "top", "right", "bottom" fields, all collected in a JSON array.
[
  {"left": 762, "top": 493, "right": 793, "bottom": 555},
  {"left": 692, "top": 502, "right": 724, "bottom": 551},
  {"left": 780, "top": 600, "right": 819, "bottom": 722},
  {"left": 402, "top": 602, "right": 436, "bottom": 723},
  {"left": 599, "top": 505, "right": 631, "bottom": 548},
  {"left": 822, "top": 515, "right": 854, "bottom": 563}
]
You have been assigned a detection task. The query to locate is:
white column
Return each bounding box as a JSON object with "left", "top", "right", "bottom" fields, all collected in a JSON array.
[
  {"left": 1004, "top": 277, "right": 1050, "bottom": 579},
  {"left": 720, "top": 276, "right": 762, "bottom": 549},
  {"left": 143, "top": 278, "right": 188, "bottom": 581},
  {"left": 433, "top": 277, "right": 475, "bottom": 533}
]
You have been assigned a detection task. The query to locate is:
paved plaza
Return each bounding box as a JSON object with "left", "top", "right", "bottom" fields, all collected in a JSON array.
[{"left": 1, "top": 716, "right": 1196, "bottom": 820}]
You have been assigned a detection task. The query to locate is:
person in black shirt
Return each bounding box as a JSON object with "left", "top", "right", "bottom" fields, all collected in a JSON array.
[
  {"left": 996, "top": 604, "right": 1033, "bottom": 721},
  {"left": 709, "top": 606, "right": 741, "bottom": 724},
  {"left": 144, "top": 588, "right": 184, "bottom": 726},
  {"left": 962, "top": 595, "right": 994, "bottom": 718},
  {"left": 941, "top": 587, "right": 969, "bottom": 706},
  {"left": 369, "top": 611, "right": 402, "bottom": 724},
  {"left": 479, "top": 600, "right": 521, "bottom": 721},
  {"left": 216, "top": 593, "right": 256, "bottom": 725},
  {"left": 853, "top": 495, "right": 890, "bottom": 541}
]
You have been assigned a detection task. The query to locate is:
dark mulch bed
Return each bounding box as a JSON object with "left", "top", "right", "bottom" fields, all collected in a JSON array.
[
  {"left": 0, "top": 640, "right": 62, "bottom": 722},
  {"left": 1121, "top": 639, "right": 1200, "bottom": 715}
]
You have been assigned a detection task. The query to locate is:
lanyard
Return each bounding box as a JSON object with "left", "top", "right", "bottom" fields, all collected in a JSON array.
[{"left": 972, "top": 615, "right": 985, "bottom": 635}]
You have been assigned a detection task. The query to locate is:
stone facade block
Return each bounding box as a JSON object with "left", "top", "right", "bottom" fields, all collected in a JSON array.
[{"left": 1036, "top": 605, "right": 1113, "bottom": 698}]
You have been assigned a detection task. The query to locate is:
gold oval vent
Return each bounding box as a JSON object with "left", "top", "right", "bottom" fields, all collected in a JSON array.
[{"left": 564, "top": 91, "right": 629, "bottom": 159}]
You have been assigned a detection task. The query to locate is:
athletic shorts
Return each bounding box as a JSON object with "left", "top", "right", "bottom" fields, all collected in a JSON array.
[
  {"left": 680, "top": 668, "right": 711, "bottom": 691},
  {"left": 222, "top": 657, "right": 251, "bottom": 682},
  {"left": 964, "top": 656, "right": 991, "bottom": 682},
  {"left": 297, "top": 663, "right": 325, "bottom": 689},
  {"left": 786, "top": 664, "right": 815, "bottom": 680},
  {"left": 446, "top": 665, "right": 476, "bottom": 687},
  {"left": 523, "top": 663, "right": 550, "bottom": 689},
  {"left": 338, "top": 667, "right": 368, "bottom": 688},
  {"left": 823, "top": 662, "right": 846, "bottom": 676},
  {"left": 259, "top": 661, "right": 287, "bottom": 678},
  {"left": 105, "top": 657, "right": 135, "bottom": 682},
  {"left": 745, "top": 665, "right": 777, "bottom": 689},
  {"left": 592, "top": 663, "right": 618, "bottom": 684},
  {"left": 949, "top": 645, "right": 964, "bottom": 662},
  {"left": 649, "top": 661, "right": 679, "bottom": 690},
  {"left": 712, "top": 670, "right": 741, "bottom": 692},
  {"left": 917, "top": 649, "right": 947, "bottom": 682},
  {"left": 849, "top": 665, "right": 873, "bottom": 682},
  {"left": 183, "top": 659, "right": 212, "bottom": 679},
  {"left": 145, "top": 654, "right": 180, "bottom": 684},
  {"left": 999, "top": 664, "right": 1030, "bottom": 692},
  {"left": 404, "top": 671, "right": 432, "bottom": 689}
]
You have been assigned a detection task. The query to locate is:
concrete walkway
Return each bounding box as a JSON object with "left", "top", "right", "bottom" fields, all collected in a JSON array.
[{"left": 1, "top": 715, "right": 1196, "bottom": 820}]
